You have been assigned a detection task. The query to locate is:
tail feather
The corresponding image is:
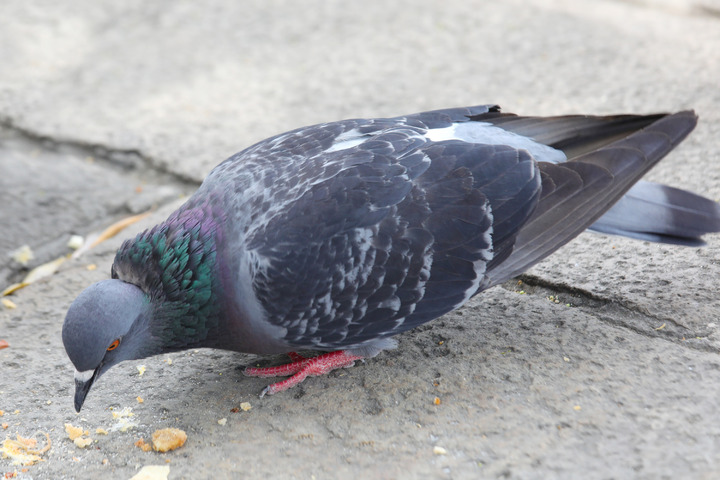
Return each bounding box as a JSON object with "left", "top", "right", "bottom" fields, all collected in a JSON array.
[{"left": 590, "top": 180, "right": 720, "bottom": 246}]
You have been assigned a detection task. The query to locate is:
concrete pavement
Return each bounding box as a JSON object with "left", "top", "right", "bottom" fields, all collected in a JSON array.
[{"left": 1, "top": 1, "right": 720, "bottom": 478}]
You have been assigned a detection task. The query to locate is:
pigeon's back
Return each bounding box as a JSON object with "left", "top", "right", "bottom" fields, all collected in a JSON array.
[{"left": 194, "top": 106, "right": 704, "bottom": 355}]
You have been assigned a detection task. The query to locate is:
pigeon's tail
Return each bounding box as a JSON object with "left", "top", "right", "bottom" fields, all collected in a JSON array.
[
  {"left": 588, "top": 180, "right": 720, "bottom": 246},
  {"left": 484, "top": 110, "right": 700, "bottom": 287}
]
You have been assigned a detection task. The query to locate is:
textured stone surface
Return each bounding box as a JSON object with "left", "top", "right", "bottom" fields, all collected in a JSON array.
[{"left": 1, "top": 1, "right": 719, "bottom": 478}]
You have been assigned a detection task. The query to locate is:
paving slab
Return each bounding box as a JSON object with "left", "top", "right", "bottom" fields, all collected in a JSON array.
[
  {"left": 1, "top": 0, "right": 719, "bottom": 478},
  {"left": 0, "top": 127, "right": 189, "bottom": 287}
]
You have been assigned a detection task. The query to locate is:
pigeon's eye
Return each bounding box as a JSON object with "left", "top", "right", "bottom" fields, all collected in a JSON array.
[{"left": 107, "top": 339, "right": 120, "bottom": 351}]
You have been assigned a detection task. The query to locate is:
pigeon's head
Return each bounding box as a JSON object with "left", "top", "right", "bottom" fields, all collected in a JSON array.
[{"left": 62, "top": 279, "right": 155, "bottom": 412}]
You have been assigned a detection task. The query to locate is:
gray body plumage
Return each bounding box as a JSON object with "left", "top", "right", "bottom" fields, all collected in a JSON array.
[
  {"left": 63, "top": 104, "right": 719, "bottom": 410},
  {"left": 188, "top": 105, "right": 710, "bottom": 354}
]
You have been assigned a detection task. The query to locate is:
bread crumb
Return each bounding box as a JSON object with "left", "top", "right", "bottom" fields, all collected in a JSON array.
[
  {"left": 111, "top": 407, "right": 134, "bottom": 419},
  {"left": 2, "top": 299, "right": 17, "bottom": 309},
  {"left": 73, "top": 437, "right": 93, "bottom": 449},
  {"left": 433, "top": 446, "right": 447, "bottom": 455},
  {"left": 137, "top": 396, "right": 144, "bottom": 403},
  {"left": 151, "top": 428, "right": 187, "bottom": 453},
  {"left": 10, "top": 245, "right": 33, "bottom": 266},
  {"left": 110, "top": 407, "right": 137, "bottom": 432},
  {"left": 95, "top": 428, "right": 108, "bottom": 435},
  {"left": 129, "top": 465, "right": 170, "bottom": 480},
  {"left": 67, "top": 235, "right": 84, "bottom": 250},
  {"left": 137, "top": 365, "right": 146, "bottom": 376},
  {"left": 240, "top": 402, "right": 252, "bottom": 411},
  {"left": 135, "top": 438, "right": 152, "bottom": 452},
  {"left": 217, "top": 418, "right": 227, "bottom": 426},
  {"left": 1, "top": 433, "right": 51, "bottom": 466},
  {"left": 64, "top": 424, "right": 84, "bottom": 441}
]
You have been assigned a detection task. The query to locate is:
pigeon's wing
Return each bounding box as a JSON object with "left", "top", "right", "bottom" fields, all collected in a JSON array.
[
  {"left": 472, "top": 109, "right": 718, "bottom": 246},
  {"left": 483, "top": 110, "right": 698, "bottom": 286},
  {"left": 402, "top": 107, "right": 718, "bottom": 246},
  {"left": 242, "top": 108, "right": 697, "bottom": 351},
  {"left": 245, "top": 123, "right": 541, "bottom": 350}
]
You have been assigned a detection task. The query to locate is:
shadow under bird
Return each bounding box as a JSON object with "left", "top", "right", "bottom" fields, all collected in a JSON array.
[{"left": 62, "top": 105, "right": 720, "bottom": 412}]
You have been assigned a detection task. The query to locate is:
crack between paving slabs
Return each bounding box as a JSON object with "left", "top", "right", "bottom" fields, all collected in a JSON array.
[
  {"left": 508, "top": 273, "right": 719, "bottom": 354},
  {"left": 0, "top": 115, "right": 201, "bottom": 189},
  {"left": 0, "top": 116, "right": 201, "bottom": 285}
]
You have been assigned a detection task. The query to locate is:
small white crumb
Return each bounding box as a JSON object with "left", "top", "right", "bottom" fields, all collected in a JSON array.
[
  {"left": 217, "top": 418, "right": 227, "bottom": 426},
  {"left": 46, "top": 400, "right": 52, "bottom": 405},
  {"left": 67, "top": 235, "right": 84, "bottom": 250},
  {"left": 240, "top": 402, "right": 252, "bottom": 411},
  {"left": 563, "top": 357, "right": 570, "bottom": 363},
  {"left": 433, "top": 446, "right": 447, "bottom": 455},
  {"left": 109, "top": 406, "right": 137, "bottom": 432},
  {"left": 129, "top": 465, "right": 170, "bottom": 480},
  {"left": 137, "top": 365, "right": 146, "bottom": 376},
  {"left": 112, "top": 407, "right": 134, "bottom": 419},
  {"left": 10, "top": 245, "right": 34, "bottom": 266}
]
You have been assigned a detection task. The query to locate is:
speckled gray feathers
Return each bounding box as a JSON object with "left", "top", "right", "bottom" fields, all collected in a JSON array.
[{"left": 185, "top": 105, "right": 701, "bottom": 353}]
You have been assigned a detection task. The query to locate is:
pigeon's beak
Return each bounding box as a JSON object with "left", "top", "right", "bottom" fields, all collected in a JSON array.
[{"left": 73, "top": 368, "right": 98, "bottom": 412}]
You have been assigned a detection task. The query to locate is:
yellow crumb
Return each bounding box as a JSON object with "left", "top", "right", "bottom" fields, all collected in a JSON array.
[
  {"left": 2, "top": 298, "right": 17, "bottom": 309},
  {"left": 64, "top": 424, "right": 84, "bottom": 441},
  {"left": 151, "top": 428, "right": 187, "bottom": 453},
  {"left": 134, "top": 438, "right": 152, "bottom": 452},
  {"left": 73, "top": 437, "right": 93, "bottom": 449}
]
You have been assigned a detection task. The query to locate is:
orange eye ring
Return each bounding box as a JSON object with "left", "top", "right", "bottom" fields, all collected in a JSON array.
[{"left": 107, "top": 339, "right": 120, "bottom": 351}]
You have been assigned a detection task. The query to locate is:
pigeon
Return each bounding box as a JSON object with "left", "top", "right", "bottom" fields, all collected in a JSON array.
[{"left": 63, "top": 105, "right": 720, "bottom": 411}]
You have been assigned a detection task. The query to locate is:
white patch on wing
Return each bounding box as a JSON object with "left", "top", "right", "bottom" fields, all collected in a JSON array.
[
  {"left": 425, "top": 123, "right": 567, "bottom": 164},
  {"left": 325, "top": 128, "right": 367, "bottom": 153}
]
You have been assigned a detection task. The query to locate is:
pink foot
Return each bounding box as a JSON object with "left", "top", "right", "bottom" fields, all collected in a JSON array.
[{"left": 243, "top": 351, "right": 364, "bottom": 397}]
